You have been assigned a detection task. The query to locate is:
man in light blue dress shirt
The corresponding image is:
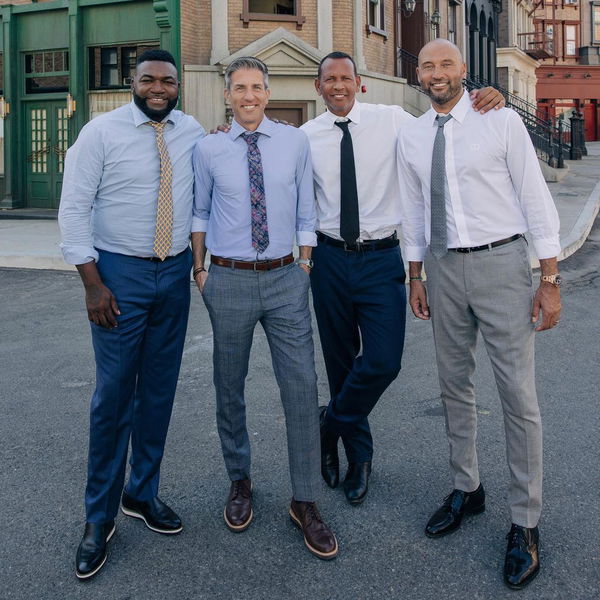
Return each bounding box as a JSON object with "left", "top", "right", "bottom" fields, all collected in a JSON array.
[
  {"left": 191, "top": 57, "right": 338, "bottom": 560},
  {"left": 59, "top": 49, "right": 204, "bottom": 580}
]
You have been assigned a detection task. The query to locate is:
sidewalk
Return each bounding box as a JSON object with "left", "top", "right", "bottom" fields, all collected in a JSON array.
[{"left": 1, "top": 142, "right": 599, "bottom": 271}]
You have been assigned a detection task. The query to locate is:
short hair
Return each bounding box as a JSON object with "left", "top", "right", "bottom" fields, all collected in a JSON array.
[
  {"left": 224, "top": 57, "right": 269, "bottom": 90},
  {"left": 317, "top": 51, "right": 358, "bottom": 79},
  {"left": 136, "top": 49, "right": 177, "bottom": 68}
]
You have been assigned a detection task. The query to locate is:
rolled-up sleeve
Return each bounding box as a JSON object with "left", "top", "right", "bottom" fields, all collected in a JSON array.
[
  {"left": 397, "top": 132, "right": 428, "bottom": 262},
  {"left": 58, "top": 123, "right": 104, "bottom": 265},
  {"left": 294, "top": 133, "right": 317, "bottom": 247},
  {"left": 191, "top": 140, "right": 212, "bottom": 233}
]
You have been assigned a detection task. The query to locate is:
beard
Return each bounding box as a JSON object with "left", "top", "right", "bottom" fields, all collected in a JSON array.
[
  {"left": 133, "top": 91, "right": 179, "bottom": 122},
  {"left": 423, "top": 79, "right": 463, "bottom": 107}
]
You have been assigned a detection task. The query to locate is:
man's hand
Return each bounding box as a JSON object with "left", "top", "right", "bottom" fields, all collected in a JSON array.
[
  {"left": 298, "top": 263, "right": 311, "bottom": 275},
  {"left": 85, "top": 282, "right": 120, "bottom": 329},
  {"left": 409, "top": 280, "right": 430, "bottom": 320},
  {"left": 531, "top": 282, "right": 561, "bottom": 331},
  {"left": 209, "top": 123, "right": 231, "bottom": 134},
  {"left": 470, "top": 87, "right": 506, "bottom": 114},
  {"left": 194, "top": 270, "right": 209, "bottom": 293}
]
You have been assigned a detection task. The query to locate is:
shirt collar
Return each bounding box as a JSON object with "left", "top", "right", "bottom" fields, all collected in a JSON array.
[
  {"left": 425, "top": 89, "right": 471, "bottom": 127},
  {"left": 230, "top": 115, "right": 275, "bottom": 140},
  {"left": 130, "top": 100, "right": 179, "bottom": 128},
  {"left": 324, "top": 100, "right": 362, "bottom": 127}
]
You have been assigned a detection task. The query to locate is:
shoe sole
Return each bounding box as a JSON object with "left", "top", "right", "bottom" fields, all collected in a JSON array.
[
  {"left": 75, "top": 524, "right": 116, "bottom": 581},
  {"left": 120, "top": 506, "right": 183, "bottom": 535},
  {"left": 223, "top": 507, "right": 253, "bottom": 532},
  {"left": 289, "top": 509, "right": 339, "bottom": 560},
  {"left": 424, "top": 504, "right": 485, "bottom": 538}
]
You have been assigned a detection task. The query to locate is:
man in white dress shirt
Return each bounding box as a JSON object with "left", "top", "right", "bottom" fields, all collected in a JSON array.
[
  {"left": 397, "top": 39, "right": 561, "bottom": 589},
  {"left": 301, "top": 51, "right": 504, "bottom": 506}
]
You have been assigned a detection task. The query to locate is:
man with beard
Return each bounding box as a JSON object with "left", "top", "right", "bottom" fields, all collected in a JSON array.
[
  {"left": 398, "top": 39, "right": 561, "bottom": 589},
  {"left": 300, "top": 51, "right": 504, "bottom": 506},
  {"left": 59, "top": 49, "right": 204, "bottom": 580}
]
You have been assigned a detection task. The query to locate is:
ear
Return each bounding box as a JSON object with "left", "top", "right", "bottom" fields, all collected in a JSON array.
[
  {"left": 224, "top": 87, "right": 230, "bottom": 104},
  {"left": 266, "top": 87, "right": 271, "bottom": 101},
  {"left": 355, "top": 75, "right": 362, "bottom": 91},
  {"left": 416, "top": 67, "right": 421, "bottom": 84},
  {"left": 314, "top": 77, "right": 322, "bottom": 97}
]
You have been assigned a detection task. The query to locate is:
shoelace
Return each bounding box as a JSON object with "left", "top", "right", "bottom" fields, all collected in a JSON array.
[
  {"left": 303, "top": 502, "right": 322, "bottom": 526},
  {"left": 506, "top": 526, "right": 526, "bottom": 548},
  {"left": 231, "top": 481, "right": 250, "bottom": 500}
]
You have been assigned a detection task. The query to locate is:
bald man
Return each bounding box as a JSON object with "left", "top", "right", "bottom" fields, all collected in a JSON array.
[{"left": 397, "top": 39, "right": 561, "bottom": 589}]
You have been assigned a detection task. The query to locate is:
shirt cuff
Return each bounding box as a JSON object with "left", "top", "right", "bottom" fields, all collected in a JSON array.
[
  {"left": 404, "top": 245, "right": 427, "bottom": 262},
  {"left": 532, "top": 237, "right": 561, "bottom": 260},
  {"left": 59, "top": 243, "right": 98, "bottom": 265},
  {"left": 296, "top": 230, "right": 317, "bottom": 247},
  {"left": 191, "top": 217, "right": 209, "bottom": 233}
]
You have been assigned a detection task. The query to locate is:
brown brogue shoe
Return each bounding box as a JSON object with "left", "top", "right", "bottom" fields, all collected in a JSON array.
[
  {"left": 224, "top": 478, "right": 252, "bottom": 532},
  {"left": 289, "top": 499, "right": 338, "bottom": 560}
]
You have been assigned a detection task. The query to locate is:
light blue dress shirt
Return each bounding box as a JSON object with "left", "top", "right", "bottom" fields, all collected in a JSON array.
[
  {"left": 192, "top": 117, "right": 317, "bottom": 261},
  {"left": 59, "top": 102, "right": 205, "bottom": 265}
]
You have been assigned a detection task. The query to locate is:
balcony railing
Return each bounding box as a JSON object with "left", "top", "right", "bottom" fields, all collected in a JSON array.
[{"left": 517, "top": 31, "right": 554, "bottom": 60}]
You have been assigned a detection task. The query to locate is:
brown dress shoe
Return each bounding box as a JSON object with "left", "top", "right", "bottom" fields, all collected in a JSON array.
[
  {"left": 289, "top": 499, "right": 338, "bottom": 560},
  {"left": 224, "top": 478, "right": 253, "bottom": 532}
]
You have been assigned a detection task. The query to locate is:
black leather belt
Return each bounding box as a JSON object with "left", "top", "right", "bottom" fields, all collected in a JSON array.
[
  {"left": 139, "top": 248, "right": 188, "bottom": 262},
  {"left": 211, "top": 253, "right": 294, "bottom": 271},
  {"left": 317, "top": 231, "right": 398, "bottom": 252},
  {"left": 449, "top": 234, "right": 523, "bottom": 254}
]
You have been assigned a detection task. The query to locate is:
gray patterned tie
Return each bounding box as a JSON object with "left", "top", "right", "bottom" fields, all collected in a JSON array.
[{"left": 430, "top": 114, "right": 452, "bottom": 258}]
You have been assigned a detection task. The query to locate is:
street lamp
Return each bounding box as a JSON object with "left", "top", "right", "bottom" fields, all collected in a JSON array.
[
  {"left": 430, "top": 9, "right": 441, "bottom": 29},
  {"left": 401, "top": 0, "right": 417, "bottom": 16}
]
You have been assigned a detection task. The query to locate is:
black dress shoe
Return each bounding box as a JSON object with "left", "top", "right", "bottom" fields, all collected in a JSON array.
[
  {"left": 343, "top": 461, "right": 371, "bottom": 505},
  {"left": 224, "top": 478, "right": 253, "bottom": 532},
  {"left": 504, "top": 524, "right": 540, "bottom": 589},
  {"left": 425, "top": 483, "right": 485, "bottom": 537},
  {"left": 75, "top": 521, "right": 115, "bottom": 580},
  {"left": 319, "top": 406, "right": 340, "bottom": 489},
  {"left": 121, "top": 492, "right": 182, "bottom": 534}
]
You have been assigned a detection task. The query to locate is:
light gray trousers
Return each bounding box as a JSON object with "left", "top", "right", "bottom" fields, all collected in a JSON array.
[
  {"left": 202, "top": 261, "right": 319, "bottom": 502},
  {"left": 424, "top": 237, "right": 542, "bottom": 528}
]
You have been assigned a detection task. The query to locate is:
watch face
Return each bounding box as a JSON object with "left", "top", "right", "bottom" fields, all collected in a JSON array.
[{"left": 555, "top": 275, "right": 563, "bottom": 286}]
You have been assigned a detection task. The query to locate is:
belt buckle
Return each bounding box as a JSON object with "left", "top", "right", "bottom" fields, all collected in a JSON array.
[{"left": 343, "top": 241, "right": 358, "bottom": 252}]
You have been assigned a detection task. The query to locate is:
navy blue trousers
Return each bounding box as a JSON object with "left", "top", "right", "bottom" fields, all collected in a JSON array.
[
  {"left": 310, "top": 242, "right": 406, "bottom": 463},
  {"left": 85, "top": 248, "right": 192, "bottom": 523}
]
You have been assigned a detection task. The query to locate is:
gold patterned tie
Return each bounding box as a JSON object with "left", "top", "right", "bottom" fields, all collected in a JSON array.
[{"left": 148, "top": 121, "right": 173, "bottom": 260}]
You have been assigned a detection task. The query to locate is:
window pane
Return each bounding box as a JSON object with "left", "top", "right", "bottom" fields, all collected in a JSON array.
[
  {"left": 249, "top": 0, "right": 295, "bottom": 14},
  {"left": 101, "top": 65, "right": 119, "bottom": 87},
  {"left": 25, "top": 75, "right": 69, "bottom": 94},
  {"left": 54, "top": 51, "right": 64, "bottom": 72},
  {"left": 43, "top": 52, "right": 53, "bottom": 73},
  {"left": 101, "top": 47, "right": 118, "bottom": 66}
]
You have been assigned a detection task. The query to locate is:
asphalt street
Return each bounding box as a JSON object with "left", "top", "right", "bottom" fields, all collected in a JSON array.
[{"left": 1, "top": 220, "right": 599, "bottom": 600}]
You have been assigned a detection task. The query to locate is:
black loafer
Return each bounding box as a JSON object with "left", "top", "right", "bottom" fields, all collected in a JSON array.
[
  {"left": 425, "top": 483, "right": 485, "bottom": 537},
  {"left": 121, "top": 492, "right": 182, "bottom": 534},
  {"left": 343, "top": 461, "right": 371, "bottom": 505},
  {"left": 504, "top": 524, "right": 540, "bottom": 589},
  {"left": 319, "top": 406, "right": 340, "bottom": 489},
  {"left": 75, "top": 521, "right": 115, "bottom": 580}
]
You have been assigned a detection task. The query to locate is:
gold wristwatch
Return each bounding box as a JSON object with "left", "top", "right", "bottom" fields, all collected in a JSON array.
[{"left": 540, "top": 274, "right": 562, "bottom": 287}]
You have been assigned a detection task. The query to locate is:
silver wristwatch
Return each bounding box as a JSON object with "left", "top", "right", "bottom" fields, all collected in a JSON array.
[{"left": 296, "top": 258, "right": 314, "bottom": 268}]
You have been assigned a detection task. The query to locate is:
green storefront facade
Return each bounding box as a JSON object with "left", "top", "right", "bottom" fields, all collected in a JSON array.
[{"left": 0, "top": 0, "right": 181, "bottom": 209}]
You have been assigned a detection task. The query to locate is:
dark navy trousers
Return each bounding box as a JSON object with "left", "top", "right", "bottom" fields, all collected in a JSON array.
[
  {"left": 310, "top": 241, "right": 406, "bottom": 463},
  {"left": 85, "top": 248, "right": 192, "bottom": 523}
]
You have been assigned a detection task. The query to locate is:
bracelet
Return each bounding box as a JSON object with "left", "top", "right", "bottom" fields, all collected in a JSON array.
[
  {"left": 409, "top": 276, "right": 423, "bottom": 281},
  {"left": 193, "top": 267, "right": 206, "bottom": 278}
]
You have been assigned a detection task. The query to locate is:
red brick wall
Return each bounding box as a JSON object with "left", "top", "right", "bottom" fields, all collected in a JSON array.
[
  {"left": 363, "top": 0, "right": 396, "bottom": 76},
  {"left": 181, "top": 0, "right": 211, "bottom": 65}
]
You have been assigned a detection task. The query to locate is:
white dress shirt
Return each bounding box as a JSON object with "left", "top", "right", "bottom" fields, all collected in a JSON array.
[
  {"left": 59, "top": 102, "right": 205, "bottom": 265},
  {"left": 397, "top": 90, "right": 561, "bottom": 261},
  {"left": 301, "top": 101, "right": 415, "bottom": 240}
]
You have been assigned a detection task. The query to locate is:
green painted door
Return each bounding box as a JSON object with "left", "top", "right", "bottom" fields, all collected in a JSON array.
[{"left": 25, "top": 101, "right": 69, "bottom": 208}]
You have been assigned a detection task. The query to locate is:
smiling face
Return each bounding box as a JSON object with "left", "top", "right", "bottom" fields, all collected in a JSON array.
[
  {"left": 131, "top": 60, "right": 179, "bottom": 121},
  {"left": 417, "top": 40, "right": 466, "bottom": 112},
  {"left": 315, "top": 57, "right": 361, "bottom": 118},
  {"left": 225, "top": 67, "right": 271, "bottom": 132}
]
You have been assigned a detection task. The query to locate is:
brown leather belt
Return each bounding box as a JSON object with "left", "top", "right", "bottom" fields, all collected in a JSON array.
[
  {"left": 449, "top": 234, "right": 523, "bottom": 254},
  {"left": 211, "top": 253, "right": 294, "bottom": 271}
]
